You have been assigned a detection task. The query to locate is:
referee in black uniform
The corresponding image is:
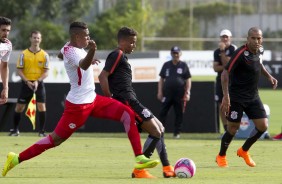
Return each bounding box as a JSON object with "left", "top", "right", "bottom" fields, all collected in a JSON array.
[
  {"left": 216, "top": 27, "right": 278, "bottom": 168},
  {"left": 157, "top": 46, "right": 191, "bottom": 139}
]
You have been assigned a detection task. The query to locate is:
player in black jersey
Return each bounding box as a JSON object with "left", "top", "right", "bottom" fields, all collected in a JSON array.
[
  {"left": 216, "top": 27, "right": 278, "bottom": 168},
  {"left": 213, "top": 29, "right": 237, "bottom": 132},
  {"left": 99, "top": 27, "right": 175, "bottom": 178}
]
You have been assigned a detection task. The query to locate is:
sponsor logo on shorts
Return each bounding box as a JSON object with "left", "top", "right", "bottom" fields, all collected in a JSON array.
[
  {"left": 142, "top": 109, "right": 151, "bottom": 118},
  {"left": 230, "top": 111, "right": 238, "bottom": 120},
  {"left": 69, "top": 123, "right": 76, "bottom": 129}
]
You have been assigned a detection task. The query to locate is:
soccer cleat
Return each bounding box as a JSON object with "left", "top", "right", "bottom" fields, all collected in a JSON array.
[
  {"left": 2, "top": 152, "right": 19, "bottom": 176},
  {"left": 163, "top": 165, "right": 176, "bottom": 178},
  {"left": 131, "top": 168, "right": 156, "bottom": 178},
  {"left": 263, "top": 133, "right": 270, "bottom": 139},
  {"left": 173, "top": 134, "right": 180, "bottom": 139},
  {"left": 272, "top": 133, "right": 282, "bottom": 140},
  {"left": 237, "top": 147, "right": 256, "bottom": 167},
  {"left": 134, "top": 155, "right": 160, "bottom": 169},
  {"left": 216, "top": 154, "right": 228, "bottom": 167},
  {"left": 8, "top": 129, "right": 20, "bottom": 136},
  {"left": 38, "top": 132, "right": 47, "bottom": 137}
]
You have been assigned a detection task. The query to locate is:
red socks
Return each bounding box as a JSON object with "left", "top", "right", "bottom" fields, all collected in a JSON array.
[
  {"left": 120, "top": 111, "right": 142, "bottom": 156},
  {"left": 19, "top": 135, "right": 55, "bottom": 162}
]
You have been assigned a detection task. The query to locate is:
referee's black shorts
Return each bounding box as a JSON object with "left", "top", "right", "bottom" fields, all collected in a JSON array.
[{"left": 17, "top": 81, "right": 46, "bottom": 104}]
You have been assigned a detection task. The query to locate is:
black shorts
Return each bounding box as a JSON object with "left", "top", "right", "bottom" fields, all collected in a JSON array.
[
  {"left": 227, "top": 97, "right": 267, "bottom": 123},
  {"left": 17, "top": 81, "right": 46, "bottom": 104},
  {"left": 113, "top": 92, "right": 154, "bottom": 124}
]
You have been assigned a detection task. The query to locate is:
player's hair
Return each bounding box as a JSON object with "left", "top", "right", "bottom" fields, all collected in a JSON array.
[
  {"left": 248, "top": 27, "right": 262, "bottom": 36},
  {"left": 69, "top": 21, "right": 88, "bottom": 35},
  {"left": 117, "top": 27, "right": 137, "bottom": 41},
  {"left": 0, "top": 16, "right": 11, "bottom": 26},
  {"left": 30, "top": 30, "right": 41, "bottom": 37}
]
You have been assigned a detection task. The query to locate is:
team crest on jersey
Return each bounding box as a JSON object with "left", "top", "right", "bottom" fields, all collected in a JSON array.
[
  {"left": 259, "top": 47, "right": 264, "bottom": 53},
  {"left": 244, "top": 51, "right": 249, "bottom": 56},
  {"left": 230, "top": 111, "right": 238, "bottom": 120},
  {"left": 69, "top": 123, "right": 76, "bottom": 129},
  {"left": 177, "top": 68, "right": 183, "bottom": 74},
  {"left": 142, "top": 109, "right": 151, "bottom": 118}
]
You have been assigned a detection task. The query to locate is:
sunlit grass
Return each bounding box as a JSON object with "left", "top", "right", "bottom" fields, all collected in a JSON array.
[{"left": 0, "top": 133, "right": 281, "bottom": 184}]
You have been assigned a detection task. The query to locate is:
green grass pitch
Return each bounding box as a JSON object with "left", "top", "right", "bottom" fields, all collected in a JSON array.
[
  {"left": 0, "top": 133, "right": 281, "bottom": 184},
  {"left": 1, "top": 76, "right": 281, "bottom": 183}
]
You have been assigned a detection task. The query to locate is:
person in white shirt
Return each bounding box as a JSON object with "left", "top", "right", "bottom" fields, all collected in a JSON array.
[{"left": 0, "top": 16, "right": 12, "bottom": 105}]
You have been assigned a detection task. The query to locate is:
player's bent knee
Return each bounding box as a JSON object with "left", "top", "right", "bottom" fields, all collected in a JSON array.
[
  {"left": 148, "top": 129, "right": 162, "bottom": 138},
  {"left": 50, "top": 132, "right": 66, "bottom": 146},
  {"left": 227, "top": 127, "right": 239, "bottom": 136}
]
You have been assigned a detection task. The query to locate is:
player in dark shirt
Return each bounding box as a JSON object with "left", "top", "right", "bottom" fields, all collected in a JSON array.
[
  {"left": 99, "top": 27, "right": 175, "bottom": 178},
  {"left": 158, "top": 46, "right": 192, "bottom": 138},
  {"left": 216, "top": 27, "right": 278, "bottom": 168},
  {"left": 213, "top": 29, "right": 237, "bottom": 132}
]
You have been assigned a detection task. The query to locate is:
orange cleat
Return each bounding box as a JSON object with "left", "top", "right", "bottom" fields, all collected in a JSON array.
[
  {"left": 163, "top": 165, "right": 176, "bottom": 178},
  {"left": 237, "top": 147, "right": 256, "bottom": 167},
  {"left": 216, "top": 154, "right": 228, "bottom": 167},
  {"left": 131, "top": 168, "right": 156, "bottom": 178}
]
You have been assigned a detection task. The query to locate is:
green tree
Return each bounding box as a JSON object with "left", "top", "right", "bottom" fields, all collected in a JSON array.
[
  {"left": 4, "top": 0, "right": 95, "bottom": 49},
  {"left": 89, "top": 0, "right": 161, "bottom": 50},
  {"left": 13, "top": 17, "right": 66, "bottom": 50},
  {"left": 148, "top": 11, "right": 201, "bottom": 50},
  {"left": 0, "top": 0, "right": 38, "bottom": 20},
  {"left": 154, "top": 1, "right": 254, "bottom": 50},
  {"left": 61, "top": 0, "right": 93, "bottom": 23},
  {"left": 188, "top": 2, "right": 253, "bottom": 38},
  {"left": 35, "top": 0, "right": 61, "bottom": 20},
  {"left": 263, "top": 29, "right": 282, "bottom": 52}
]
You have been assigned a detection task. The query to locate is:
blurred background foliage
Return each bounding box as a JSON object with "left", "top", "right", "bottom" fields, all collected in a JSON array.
[{"left": 1, "top": 0, "right": 282, "bottom": 52}]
